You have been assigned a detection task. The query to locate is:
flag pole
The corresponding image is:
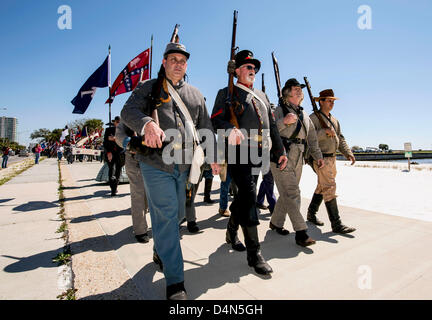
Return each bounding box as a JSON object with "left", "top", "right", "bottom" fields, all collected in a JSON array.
[
  {"left": 150, "top": 34, "right": 153, "bottom": 79},
  {"left": 108, "top": 45, "right": 112, "bottom": 124}
]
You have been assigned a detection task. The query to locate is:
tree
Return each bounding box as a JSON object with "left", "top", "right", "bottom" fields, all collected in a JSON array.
[
  {"left": 83, "top": 119, "right": 104, "bottom": 132},
  {"left": 30, "top": 128, "right": 52, "bottom": 142},
  {"left": 378, "top": 144, "right": 389, "bottom": 151}
]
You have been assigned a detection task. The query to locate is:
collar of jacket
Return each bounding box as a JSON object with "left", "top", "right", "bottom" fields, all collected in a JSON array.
[{"left": 166, "top": 77, "right": 185, "bottom": 89}]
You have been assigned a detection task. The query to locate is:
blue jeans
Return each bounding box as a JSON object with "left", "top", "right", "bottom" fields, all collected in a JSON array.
[
  {"left": 35, "top": 153, "right": 40, "bottom": 164},
  {"left": 257, "top": 170, "right": 276, "bottom": 212},
  {"left": 2, "top": 155, "right": 8, "bottom": 168},
  {"left": 219, "top": 171, "right": 232, "bottom": 210},
  {"left": 139, "top": 162, "right": 188, "bottom": 286}
]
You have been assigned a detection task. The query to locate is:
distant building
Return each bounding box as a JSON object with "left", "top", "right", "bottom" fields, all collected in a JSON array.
[{"left": 0, "top": 117, "right": 18, "bottom": 142}]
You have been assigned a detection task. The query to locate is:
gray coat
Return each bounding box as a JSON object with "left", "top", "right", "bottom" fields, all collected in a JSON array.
[{"left": 120, "top": 78, "right": 215, "bottom": 173}]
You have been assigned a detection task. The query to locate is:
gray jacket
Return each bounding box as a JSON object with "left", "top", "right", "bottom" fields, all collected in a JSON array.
[
  {"left": 274, "top": 104, "right": 322, "bottom": 162},
  {"left": 120, "top": 78, "right": 215, "bottom": 173}
]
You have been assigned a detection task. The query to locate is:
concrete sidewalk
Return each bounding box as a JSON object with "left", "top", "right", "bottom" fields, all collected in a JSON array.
[
  {"left": 0, "top": 158, "right": 65, "bottom": 299},
  {"left": 61, "top": 161, "right": 432, "bottom": 300}
]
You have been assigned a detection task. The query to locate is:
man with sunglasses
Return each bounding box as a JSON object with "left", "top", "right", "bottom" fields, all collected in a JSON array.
[
  {"left": 307, "top": 89, "right": 356, "bottom": 234},
  {"left": 211, "top": 50, "right": 287, "bottom": 275}
]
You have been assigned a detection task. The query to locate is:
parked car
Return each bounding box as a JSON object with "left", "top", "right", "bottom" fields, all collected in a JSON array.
[{"left": 18, "top": 149, "right": 29, "bottom": 157}]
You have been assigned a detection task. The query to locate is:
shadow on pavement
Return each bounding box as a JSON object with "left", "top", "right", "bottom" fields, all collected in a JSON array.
[{"left": 12, "top": 201, "right": 59, "bottom": 212}]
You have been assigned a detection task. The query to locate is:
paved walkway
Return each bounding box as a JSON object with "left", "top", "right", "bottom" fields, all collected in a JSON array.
[
  {"left": 61, "top": 161, "right": 432, "bottom": 300},
  {"left": 1, "top": 159, "right": 431, "bottom": 299},
  {"left": 0, "top": 158, "right": 64, "bottom": 299}
]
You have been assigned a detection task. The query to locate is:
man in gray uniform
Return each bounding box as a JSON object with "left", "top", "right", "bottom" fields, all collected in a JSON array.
[
  {"left": 115, "top": 121, "right": 150, "bottom": 243},
  {"left": 307, "top": 89, "right": 356, "bottom": 234},
  {"left": 269, "top": 78, "right": 324, "bottom": 247},
  {"left": 121, "top": 42, "right": 220, "bottom": 300}
]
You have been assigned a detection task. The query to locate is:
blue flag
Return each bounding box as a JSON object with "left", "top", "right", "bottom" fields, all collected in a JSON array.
[{"left": 71, "top": 56, "right": 109, "bottom": 114}]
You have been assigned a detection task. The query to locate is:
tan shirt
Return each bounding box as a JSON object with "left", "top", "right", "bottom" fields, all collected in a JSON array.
[{"left": 309, "top": 111, "right": 353, "bottom": 159}]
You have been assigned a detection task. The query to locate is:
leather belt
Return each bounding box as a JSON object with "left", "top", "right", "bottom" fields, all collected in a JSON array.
[
  {"left": 282, "top": 137, "right": 306, "bottom": 145},
  {"left": 322, "top": 153, "right": 336, "bottom": 157}
]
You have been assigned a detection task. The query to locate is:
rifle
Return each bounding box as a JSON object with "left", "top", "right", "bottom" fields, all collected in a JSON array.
[
  {"left": 271, "top": 52, "right": 283, "bottom": 107},
  {"left": 262, "top": 73, "right": 265, "bottom": 93},
  {"left": 227, "top": 10, "right": 240, "bottom": 129},
  {"left": 170, "top": 24, "right": 180, "bottom": 43},
  {"left": 303, "top": 77, "right": 329, "bottom": 129}
]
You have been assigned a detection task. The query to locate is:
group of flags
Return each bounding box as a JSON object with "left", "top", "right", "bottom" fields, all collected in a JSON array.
[{"left": 71, "top": 47, "right": 151, "bottom": 114}]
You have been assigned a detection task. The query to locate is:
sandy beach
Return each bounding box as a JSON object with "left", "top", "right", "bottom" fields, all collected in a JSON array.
[{"left": 216, "top": 160, "right": 432, "bottom": 223}]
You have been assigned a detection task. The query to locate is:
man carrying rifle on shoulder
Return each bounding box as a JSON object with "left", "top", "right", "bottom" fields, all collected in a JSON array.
[
  {"left": 211, "top": 50, "right": 287, "bottom": 275},
  {"left": 121, "top": 41, "right": 220, "bottom": 300},
  {"left": 269, "top": 78, "right": 324, "bottom": 247},
  {"left": 307, "top": 89, "right": 356, "bottom": 234}
]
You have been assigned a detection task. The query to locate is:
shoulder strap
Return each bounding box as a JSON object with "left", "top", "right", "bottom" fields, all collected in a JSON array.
[
  {"left": 319, "top": 111, "right": 338, "bottom": 132},
  {"left": 235, "top": 83, "right": 268, "bottom": 112},
  {"left": 166, "top": 81, "right": 200, "bottom": 144}
]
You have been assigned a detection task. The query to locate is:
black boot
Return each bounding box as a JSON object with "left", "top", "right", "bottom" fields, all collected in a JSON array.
[
  {"left": 325, "top": 198, "right": 356, "bottom": 234},
  {"left": 225, "top": 216, "right": 246, "bottom": 251},
  {"left": 241, "top": 225, "right": 273, "bottom": 275},
  {"left": 295, "top": 229, "right": 316, "bottom": 247},
  {"left": 153, "top": 251, "right": 163, "bottom": 271},
  {"left": 166, "top": 281, "right": 187, "bottom": 300},
  {"left": 307, "top": 193, "right": 324, "bottom": 226},
  {"left": 204, "top": 178, "right": 215, "bottom": 204}
]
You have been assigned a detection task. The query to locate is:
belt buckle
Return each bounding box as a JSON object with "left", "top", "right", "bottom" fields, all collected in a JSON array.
[
  {"left": 252, "top": 134, "right": 262, "bottom": 142},
  {"left": 173, "top": 143, "right": 182, "bottom": 150}
]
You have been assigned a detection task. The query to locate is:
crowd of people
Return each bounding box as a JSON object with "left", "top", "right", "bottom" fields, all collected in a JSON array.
[{"left": 97, "top": 41, "right": 358, "bottom": 300}]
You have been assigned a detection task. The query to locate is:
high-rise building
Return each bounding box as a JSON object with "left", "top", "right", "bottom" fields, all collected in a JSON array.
[{"left": 0, "top": 117, "right": 18, "bottom": 143}]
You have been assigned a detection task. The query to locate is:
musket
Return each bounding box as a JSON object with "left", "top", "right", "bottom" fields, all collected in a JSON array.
[
  {"left": 271, "top": 52, "right": 283, "bottom": 106},
  {"left": 303, "top": 77, "right": 330, "bottom": 129},
  {"left": 262, "top": 73, "right": 265, "bottom": 93},
  {"left": 227, "top": 10, "right": 240, "bottom": 129},
  {"left": 170, "top": 24, "right": 180, "bottom": 43}
]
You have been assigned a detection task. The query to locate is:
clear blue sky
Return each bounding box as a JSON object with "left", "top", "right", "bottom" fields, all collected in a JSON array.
[{"left": 1, "top": 0, "right": 431, "bottom": 150}]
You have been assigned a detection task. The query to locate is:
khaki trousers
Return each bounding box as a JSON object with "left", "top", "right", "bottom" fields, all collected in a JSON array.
[
  {"left": 270, "top": 147, "right": 307, "bottom": 232},
  {"left": 313, "top": 156, "right": 337, "bottom": 202},
  {"left": 125, "top": 152, "right": 149, "bottom": 235}
]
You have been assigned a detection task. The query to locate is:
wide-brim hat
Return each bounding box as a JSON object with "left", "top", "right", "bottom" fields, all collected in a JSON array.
[
  {"left": 234, "top": 50, "right": 261, "bottom": 72},
  {"left": 314, "top": 89, "right": 339, "bottom": 101},
  {"left": 282, "top": 78, "right": 306, "bottom": 91},
  {"left": 164, "top": 42, "right": 190, "bottom": 59}
]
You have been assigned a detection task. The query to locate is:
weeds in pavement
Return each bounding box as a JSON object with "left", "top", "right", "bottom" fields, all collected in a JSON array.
[{"left": 57, "top": 288, "right": 77, "bottom": 300}]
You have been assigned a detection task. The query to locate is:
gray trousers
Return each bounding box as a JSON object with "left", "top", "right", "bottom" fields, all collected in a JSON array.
[
  {"left": 125, "top": 152, "right": 149, "bottom": 235},
  {"left": 270, "top": 147, "right": 307, "bottom": 232}
]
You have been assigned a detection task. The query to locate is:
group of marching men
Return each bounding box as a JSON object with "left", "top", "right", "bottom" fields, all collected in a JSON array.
[{"left": 105, "top": 41, "right": 356, "bottom": 300}]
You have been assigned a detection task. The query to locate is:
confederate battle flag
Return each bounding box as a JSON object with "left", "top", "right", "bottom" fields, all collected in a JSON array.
[{"left": 106, "top": 48, "right": 150, "bottom": 103}]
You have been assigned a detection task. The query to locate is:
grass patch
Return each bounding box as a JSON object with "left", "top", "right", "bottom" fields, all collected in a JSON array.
[
  {"left": 0, "top": 157, "right": 45, "bottom": 186},
  {"left": 56, "top": 221, "right": 68, "bottom": 234},
  {"left": 52, "top": 250, "right": 71, "bottom": 266},
  {"left": 57, "top": 288, "right": 77, "bottom": 300}
]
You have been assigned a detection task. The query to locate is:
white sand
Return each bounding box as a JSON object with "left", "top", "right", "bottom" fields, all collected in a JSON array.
[{"left": 216, "top": 161, "right": 432, "bottom": 222}]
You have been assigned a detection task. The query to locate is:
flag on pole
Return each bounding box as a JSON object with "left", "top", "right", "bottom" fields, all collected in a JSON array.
[
  {"left": 71, "top": 56, "right": 110, "bottom": 114},
  {"left": 105, "top": 48, "right": 150, "bottom": 103},
  {"left": 60, "top": 127, "right": 69, "bottom": 143}
]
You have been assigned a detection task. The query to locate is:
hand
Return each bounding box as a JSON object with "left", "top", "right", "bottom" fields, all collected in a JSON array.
[
  {"left": 325, "top": 128, "right": 336, "bottom": 137},
  {"left": 227, "top": 60, "right": 236, "bottom": 75},
  {"left": 349, "top": 155, "right": 356, "bottom": 165},
  {"left": 108, "top": 135, "right": 116, "bottom": 141},
  {"left": 283, "top": 113, "right": 297, "bottom": 125},
  {"left": 211, "top": 163, "right": 221, "bottom": 175},
  {"left": 107, "top": 152, "right": 112, "bottom": 162},
  {"left": 144, "top": 121, "right": 166, "bottom": 148},
  {"left": 278, "top": 155, "right": 288, "bottom": 170},
  {"left": 317, "top": 158, "right": 325, "bottom": 169},
  {"left": 228, "top": 128, "right": 245, "bottom": 145}
]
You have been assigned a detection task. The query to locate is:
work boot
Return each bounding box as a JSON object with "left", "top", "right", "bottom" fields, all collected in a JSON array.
[
  {"left": 307, "top": 193, "right": 324, "bottom": 226},
  {"left": 187, "top": 221, "right": 200, "bottom": 233},
  {"left": 295, "top": 229, "right": 316, "bottom": 247},
  {"left": 325, "top": 198, "right": 356, "bottom": 234},
  {"left": 166, "top": 281, "right": 187, "bottom": 300},
  {"left": 269, "top": 221, "right": 290, "bottom": 236},
  {"left": 219, "top": 208, "right": 230, "bottom": 217},
  {"left": 241, "top": 225, "right": 273, "bottom": 275},
  {"left": 203, "top": 178, "right": 215, "bottom": 204},
  {"left": 225, "top": 216, "right": 246, "bottom": 251}
]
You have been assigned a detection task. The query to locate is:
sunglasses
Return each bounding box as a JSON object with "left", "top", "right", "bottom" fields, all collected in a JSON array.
[{"left": 241, "top": 65, "right": 258, "bottom": 73}]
